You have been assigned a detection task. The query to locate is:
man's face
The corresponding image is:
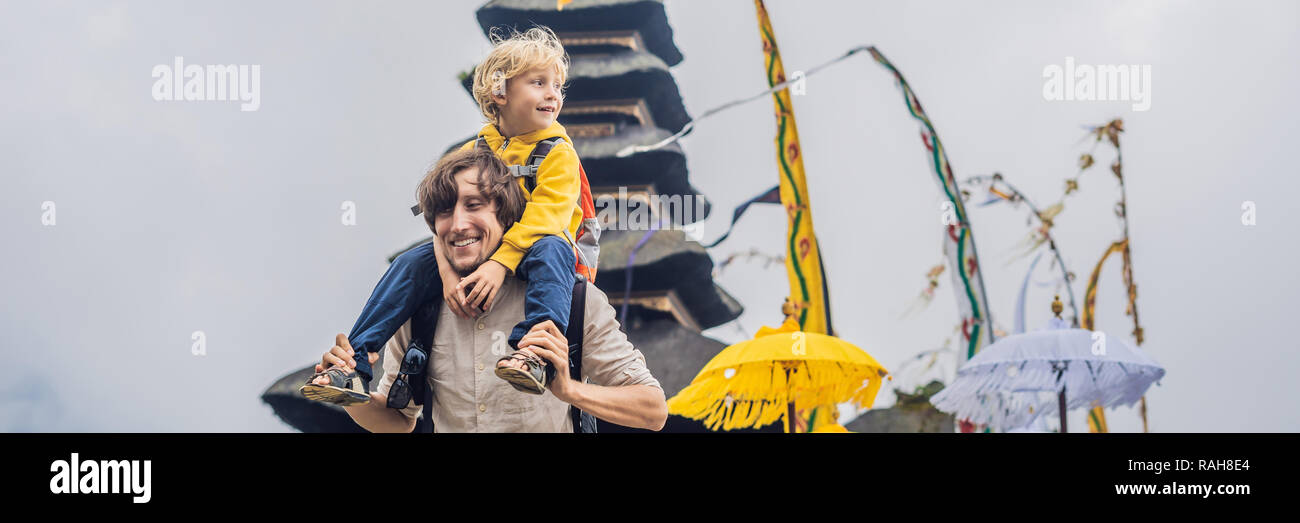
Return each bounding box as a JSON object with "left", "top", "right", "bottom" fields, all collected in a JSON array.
[
  {"left": 496, "top": 65, "right": 563, "bottom": 134},
  {"left": 433, "top": 167, "right": 504, "bottom": 277}
]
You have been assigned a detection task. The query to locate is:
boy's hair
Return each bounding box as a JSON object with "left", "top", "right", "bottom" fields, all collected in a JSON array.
[
  {"left": 472, "top": 26, "right": 569, "bottom": 123},
  {"left": 416, "top": 147, "right": 526, "bottom": 232}
]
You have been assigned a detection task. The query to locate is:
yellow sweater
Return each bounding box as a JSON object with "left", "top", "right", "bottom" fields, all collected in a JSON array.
[{"left": 459, "top": 120, "right": 582, "bottom": 273}]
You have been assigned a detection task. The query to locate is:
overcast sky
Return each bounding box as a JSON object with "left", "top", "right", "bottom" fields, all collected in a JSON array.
[{"left": 3, "top": 0, "right": 1296, "bottom": 432}]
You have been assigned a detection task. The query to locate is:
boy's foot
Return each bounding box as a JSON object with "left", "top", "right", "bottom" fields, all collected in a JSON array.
[
  {"left": 494, "top": 352, "right": 549, "bottom": 395},
  {"left": 299, "top": 366, "right": 371, "bottom": 406}
]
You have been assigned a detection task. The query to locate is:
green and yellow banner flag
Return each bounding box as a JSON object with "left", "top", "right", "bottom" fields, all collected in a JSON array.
[
  {"left": 755, "top": 0, "right": 834, "bottom": 337},
  {"left": 868, "top": 47, "right": 996, "bottom": 360},
  {"left": 1087, "top": 403, "right": 1110, "bottom": 433}
]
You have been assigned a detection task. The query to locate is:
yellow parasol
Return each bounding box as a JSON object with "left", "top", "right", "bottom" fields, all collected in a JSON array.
[{"left": 667, "top": 302, "right": 889, "bottom": 433}]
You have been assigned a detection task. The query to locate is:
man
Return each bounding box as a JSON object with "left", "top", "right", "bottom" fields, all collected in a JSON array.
[{"left": 312, "top": 147, "right": 667, "bottom": 432}]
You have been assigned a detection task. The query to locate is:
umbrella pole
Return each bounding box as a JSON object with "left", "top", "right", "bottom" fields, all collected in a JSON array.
[
  {"left": 784, "top": 366, "right": 795, "bottom": 434},
  {"left": 1058, "top": 386, "right": 1068, "bottom": 434},
  {"left": 1140, "top": 396, "right": 1149, "bottom": 433}
]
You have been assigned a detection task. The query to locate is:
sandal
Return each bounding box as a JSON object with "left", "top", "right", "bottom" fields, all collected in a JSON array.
[
  {"left": 299, "top": 366, "right": 371, "bottom": 406},
  {"left": 494, "top": 351, "right": 551, "bottom": 395}
]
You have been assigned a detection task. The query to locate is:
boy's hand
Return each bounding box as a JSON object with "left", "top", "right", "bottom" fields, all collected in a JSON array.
[
  {"left": 432, "top": 236, "right": 472, "bottom": 319},
  {"left": 441, "top": 268, "right": 473, "bottom": 319},
  {"left": 458, "top": 260, "right": 508, "bottom": 313}
]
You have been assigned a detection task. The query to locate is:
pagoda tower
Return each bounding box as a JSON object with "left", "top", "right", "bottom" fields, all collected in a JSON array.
[
  {"left": 468, "top": 0, "right": 752, "bottom": 432},
  {"left": 263, "top": 0, "right": 762, "bottom": 432}
]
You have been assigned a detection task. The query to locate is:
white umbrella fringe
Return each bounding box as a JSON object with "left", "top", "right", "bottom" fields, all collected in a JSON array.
[
  {"left": 934, "top": 360, "right": 1162, "bottom": 427},
  {"left": 930, "top": 329, "right": 1164, "bottom": 428}
]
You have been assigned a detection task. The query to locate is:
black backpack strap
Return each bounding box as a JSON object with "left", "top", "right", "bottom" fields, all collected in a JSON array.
[
  {"left": 408, "top": 301, "right": 439, "bottom": 408},
  {"left": 407, "top": 244, "right": 445, "bottom": 433},
  {"left": 413, "top": 301, "right": 437, "bottom": 433},
  {"left": 508, "top": 137, "right": 563, "bottom": 194},
  {"left": 565, "top": 275, "right": 596, "bottom": 433}
]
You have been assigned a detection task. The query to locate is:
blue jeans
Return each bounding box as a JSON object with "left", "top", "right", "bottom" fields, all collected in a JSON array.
[{"left": 347, "top": 236, "right": 576, "bottom": 383}]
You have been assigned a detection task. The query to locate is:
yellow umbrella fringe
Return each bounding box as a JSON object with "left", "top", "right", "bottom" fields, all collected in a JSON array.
[{"left": 667, "top": 360, "right": 886, "bottom": 431}]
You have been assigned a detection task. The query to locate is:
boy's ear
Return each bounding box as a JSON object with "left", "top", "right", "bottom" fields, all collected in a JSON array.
[{"left": 491, "top": 76, "right": 507, "bottom": 106}]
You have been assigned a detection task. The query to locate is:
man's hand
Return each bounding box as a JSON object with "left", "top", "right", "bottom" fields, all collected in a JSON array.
[
  {"left": 515, "top": 320, "right": 667, "bottom": 431},
  {"left": 311, "top": 333, "right": 379, "bottom": 385},
  {"left": 457, "top": 260, "right": 508, "bottom": 314},
  {"left": 515, "top": 320, "right": 575, "bottom": 402}
]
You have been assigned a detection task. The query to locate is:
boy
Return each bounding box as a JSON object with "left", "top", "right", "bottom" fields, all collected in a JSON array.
[{"left": 301, "top": 26, "right": 594, "bottom": 406}]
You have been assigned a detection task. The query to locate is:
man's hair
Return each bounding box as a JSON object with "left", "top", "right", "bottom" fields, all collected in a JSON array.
[
  {"left": 472, "top": 26, "right": 569, "bottom": 123},
  {"left": 415, "top": 146, "right": 526, "bottom": 232}
]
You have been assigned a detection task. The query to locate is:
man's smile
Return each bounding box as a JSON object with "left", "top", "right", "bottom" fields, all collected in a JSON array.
[{"left": 451, "top": 237, "right": 481, "bottom": 248}]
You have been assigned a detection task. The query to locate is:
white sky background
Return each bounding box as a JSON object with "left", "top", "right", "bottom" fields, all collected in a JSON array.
[{"left": 1, "top": 0, "right": 1296, "bottom": 432}]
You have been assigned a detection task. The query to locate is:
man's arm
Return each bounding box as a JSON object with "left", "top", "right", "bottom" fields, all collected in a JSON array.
[
  {"left": 516, "top": 320, "right": 668, "bottom": 431},
  {"left": 559, "top": 381, "right": 667, "bottom": 431},
  {"left": 343, "top": 393, "right": 418, "bottom": 433}
]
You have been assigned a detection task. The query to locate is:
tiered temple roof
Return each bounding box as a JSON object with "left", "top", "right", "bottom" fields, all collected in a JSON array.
[{"left": 476, "top": 0, "right": 684, "bottom": 66}]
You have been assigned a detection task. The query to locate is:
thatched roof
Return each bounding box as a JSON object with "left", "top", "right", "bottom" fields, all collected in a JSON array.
[
  {"left": 595, "top": 229, "right": 743, "bottom": 330},
  {"left": 574, "top": 125, "right": 709, "bottom": 223},
  {"left": 476, "top": 0, "right": 683, "bottom": 66},
  {"left": 844, "top": 381, "right": 955, "bottom": 433},
  {"left": 625, "top": 318, "right": 722, "bottom": 396}
]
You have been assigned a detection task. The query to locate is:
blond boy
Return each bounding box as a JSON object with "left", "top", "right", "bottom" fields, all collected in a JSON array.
[{"left": 302, "top": 27, "right": 590, "bottom": 407}]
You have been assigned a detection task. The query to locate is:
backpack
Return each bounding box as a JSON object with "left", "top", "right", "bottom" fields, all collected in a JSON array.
[
  {"left": 412, "top": 136, "right": 601, "bottom": 281},
  {"left": 407, "top": 275, "right": 597, "bottom": 434}
]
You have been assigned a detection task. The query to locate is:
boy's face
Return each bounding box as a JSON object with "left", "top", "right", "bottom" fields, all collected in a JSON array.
[
  {"left": 494, "top": 65, "right": 563, "bottom": 135},
  {"left": 433, "top": 167, "right": 505, "bottom": 277}
]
